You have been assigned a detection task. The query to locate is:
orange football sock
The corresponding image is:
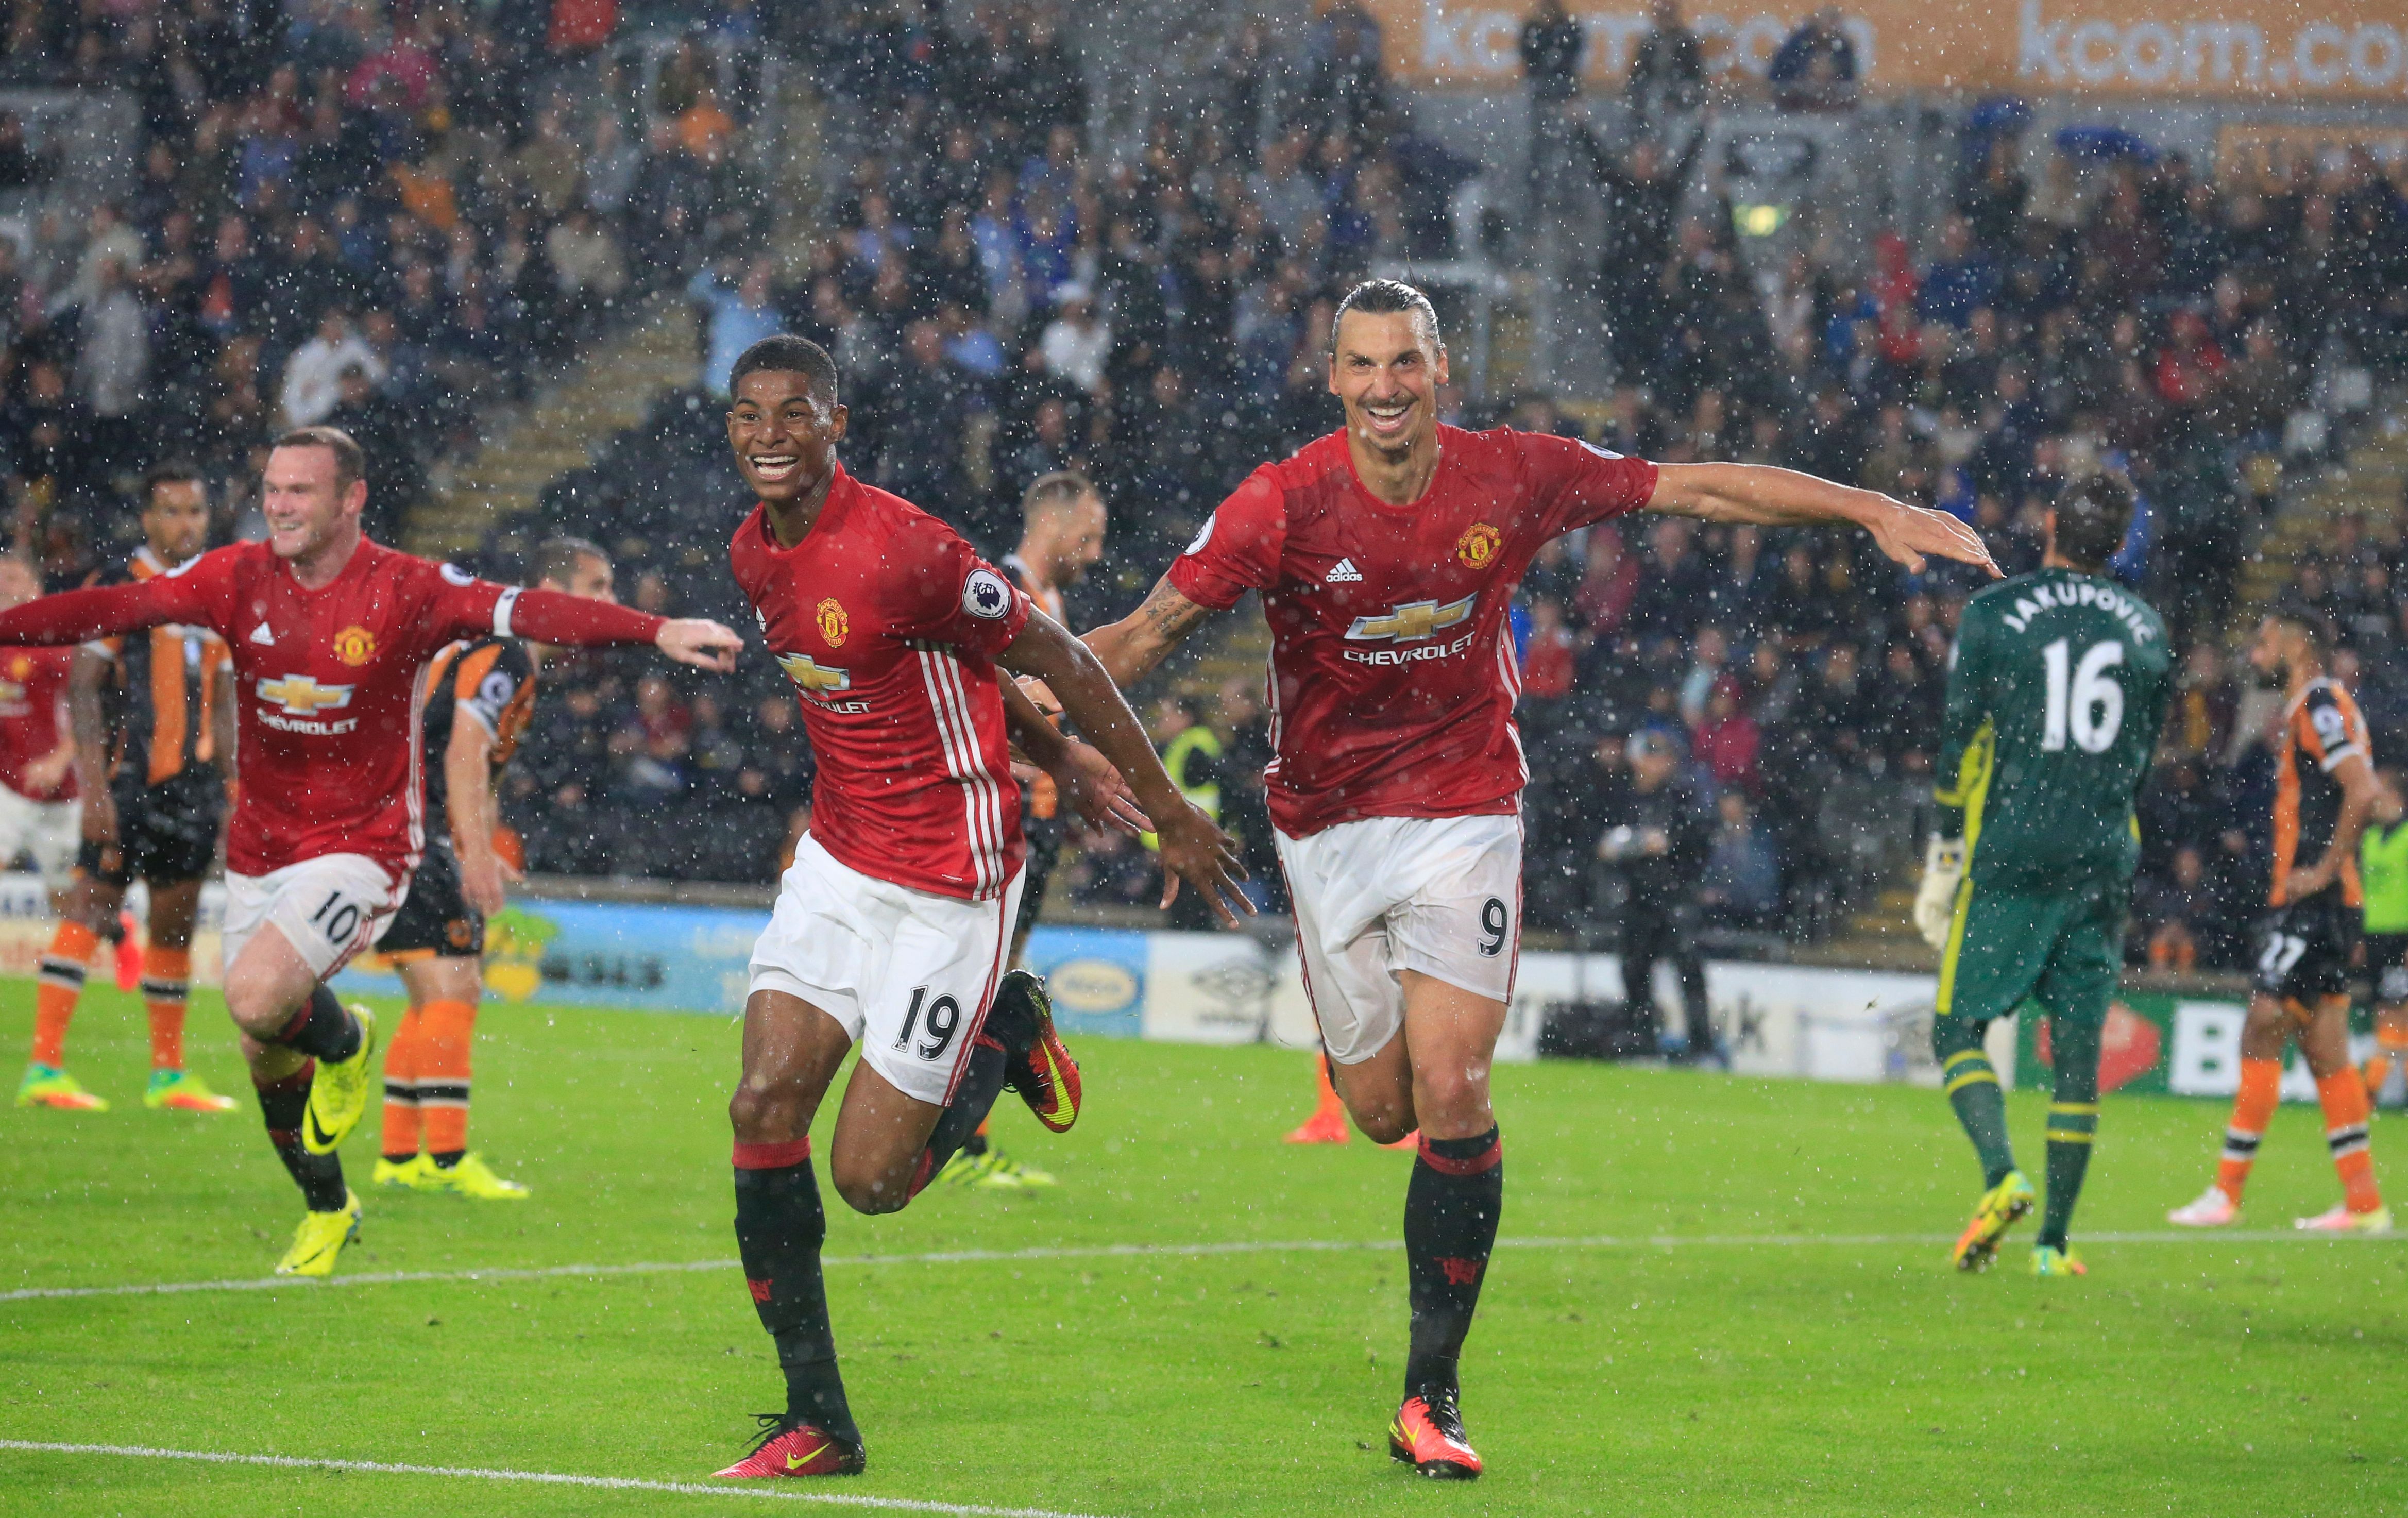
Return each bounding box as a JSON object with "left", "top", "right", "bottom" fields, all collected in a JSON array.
[
  {"left": 142, "top": 946, "right": 193, "bottom": 1072},
  {"left": 30, "top": 920, "right": 99, "bottom": 1068},
  {"left": 2316, "top": 1070, "right": 2383, "bottom": 1215},
  {"left": 380, "top": 1006, "right": 426, "bottom": 1160},
  {"left": 417, "top": 999, "right": 478, "bottom": 1157},
  {"left": 2215, "top": 1057, "right": 2283, "bottom": 1204}
]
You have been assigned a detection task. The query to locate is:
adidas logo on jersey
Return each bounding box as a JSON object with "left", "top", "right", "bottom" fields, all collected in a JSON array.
[{"left": 1326, "top": 559, "right": 1363, "bottom": 584}]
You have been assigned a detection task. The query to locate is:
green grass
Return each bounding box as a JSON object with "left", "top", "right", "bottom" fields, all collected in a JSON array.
[{"left": 3, "top": 983, "right": 2404, "bottom": 1516}]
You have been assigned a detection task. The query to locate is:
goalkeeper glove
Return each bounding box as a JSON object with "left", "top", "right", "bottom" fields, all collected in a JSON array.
[{"left": 1914, "top": 835, "right": 1966, "bottom": 949}]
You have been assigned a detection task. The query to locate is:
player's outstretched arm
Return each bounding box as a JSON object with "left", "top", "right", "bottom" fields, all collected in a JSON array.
[
  {"left": 0, "top": 579, "right": 191, "bottom": 646},
  {"left": 1001, "top": 608, "right": 1253, "bottom": 926},
  {"left": 1648, "top": 462, "right": 2001, "bottom": 578},
  {"left": 1000, "top": 676, "right": 1151, "bottom": 839},
  {"left": 1080, "top": 574, "right": 1221, "bottom": 687},
  {"left": 490, "top": 584, "right": 744, "bottom": 672}
]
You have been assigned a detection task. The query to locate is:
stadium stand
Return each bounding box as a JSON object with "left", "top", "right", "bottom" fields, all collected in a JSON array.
[{"left": 7, "top": 4, "right": 2405, "bottom": 965}]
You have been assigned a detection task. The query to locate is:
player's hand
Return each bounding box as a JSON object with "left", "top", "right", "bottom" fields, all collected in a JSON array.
[
  {"left": 1867, "top": 496, "right": 2002, "bottom": 579},
  {"left": 1046, "top": 737, "right": 1152, "bottom": 838},
  {"left": 656, "top": 618, "right": 743, "bottom": 671},
  {"left": 80, "top": 789, "right": 116, "bottom": 847},
  {"left": 461, "top": 850, "right": 507, "bottom": 917},
  {"left": 1913, "top": 835, "right": 1966, "bottom": 949},
  {"left": 1155, "top": 802, "right": 1253, "bottom": 927}
]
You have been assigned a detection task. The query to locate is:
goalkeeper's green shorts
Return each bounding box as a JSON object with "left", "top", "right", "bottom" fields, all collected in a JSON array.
[{"left": 1936, "top": 876, "right": 2125, "bottom": 1029}]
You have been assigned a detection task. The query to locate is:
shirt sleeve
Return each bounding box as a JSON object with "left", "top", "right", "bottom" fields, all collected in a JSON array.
[
  {"left": 450, "top": 643, "right": 526, "bottom": 739},
  {"left": 1519, "top": 432, "right": 1660, "bottom": 537},
  {"left": 890, "top": 527, "right": 1031, "bottom": 660},
  {"left": 423, "top": 563, "right": 666, "bottom": 651},
  {"left": 1166, "top": 466, "right": 1288, "bottom": 611},
  {"left": 2301, "top": 688, "right": 2366, "bottom": 771},
  {"left": 0, "top": 549, "right": 227, "bottom": 646}
]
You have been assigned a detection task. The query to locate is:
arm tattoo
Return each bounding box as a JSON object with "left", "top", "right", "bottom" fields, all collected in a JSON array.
[{"left": 1137, "top": 579, "right": 1212, "bottom": 644}]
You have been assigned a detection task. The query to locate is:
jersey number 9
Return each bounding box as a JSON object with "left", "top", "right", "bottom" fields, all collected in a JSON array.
[{"left": 2040, "top": 638, "right": 2124, "bottom": 754}]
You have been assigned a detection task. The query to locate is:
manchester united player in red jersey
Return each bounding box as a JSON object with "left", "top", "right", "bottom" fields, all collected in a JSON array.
[
  {"left": 0, "top": 426, "right": 743, "bottom": 1277},
  {"left": 708, "top": 336, "right": 1244, "bottom": 1481},
  {"left": 1083, "top": 279, "right": 1998, "bottom": 1479}
]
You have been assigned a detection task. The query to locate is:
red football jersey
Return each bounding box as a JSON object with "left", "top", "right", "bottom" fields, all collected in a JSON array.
[
  {"left": 7, "top": 541, "right": 554, "bottom": 881},
  {"left": 731, "top": 463, "right": 1031, "bottom": 901},
  {"left": 1170, "top": 426, "right": 1657, "bottom": 836},
  {"left": 0, "top": 646, "right": 76, "bottom": 802}
]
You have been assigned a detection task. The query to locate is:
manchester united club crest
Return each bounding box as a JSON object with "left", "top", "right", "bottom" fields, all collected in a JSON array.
[
  {"left": 1456, "top": 522, "right": 1502, "bottom": 568},
  {"left": 332, "top": 625, "right": 376, "bottom": 666},
  {"left": 816, "top": 597, "right": 849, "bottom": 647}
]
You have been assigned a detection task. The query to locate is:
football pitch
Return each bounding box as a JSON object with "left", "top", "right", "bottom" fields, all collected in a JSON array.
[{"left": 3, "top": 985, "right": 2403, "bottom": 1516}]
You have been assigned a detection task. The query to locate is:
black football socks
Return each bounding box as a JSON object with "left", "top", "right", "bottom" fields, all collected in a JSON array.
[
  {"left": 256, "top": 1064, "right": 346, "bottom": 1211},
  {"left": 1403, "top": 1128, "right": 1504, "bottom": 1398},
  {"left": 276, "top": 984, "right": 362, "bottom": 1064},
  {"left": 734, "top": 1143, "right": 860, "bottom": 1444}
]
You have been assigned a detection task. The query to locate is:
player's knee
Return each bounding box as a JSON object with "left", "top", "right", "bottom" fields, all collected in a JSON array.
[
  {"left": 1413, "top": 1062, "right": 1490, "bottom": 1129},
  {"left": 1354, "top": 1109, "right": 1414, "bottom": 1146},
  {"left": 726, "top": 1073, "right": 802, "bottom": 1141},
  {"left": 1930, "top": 1014, "right": 1983, "bottom": 1063},
  {"left": 219, "top": 971, "right": 291, "bottom": 1038},
  {"left": 829, "top": 1158, "right": 910, "bottom": 1216}
]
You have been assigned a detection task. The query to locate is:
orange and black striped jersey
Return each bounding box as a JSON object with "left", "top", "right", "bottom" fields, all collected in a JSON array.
[
  {"left": 2273, "top": 676, "right": 2371, "bottom": 908},
  {"left": 83, "top": 548, "right": 233, "bottom": 787},
  {"left": 420, "top": 637, "right": 537, "bottom": 839}
]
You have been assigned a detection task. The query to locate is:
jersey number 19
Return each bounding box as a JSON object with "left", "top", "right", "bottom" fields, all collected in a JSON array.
[{"left": 2039, "top": 638, "right": 2125, "bottom": 754}]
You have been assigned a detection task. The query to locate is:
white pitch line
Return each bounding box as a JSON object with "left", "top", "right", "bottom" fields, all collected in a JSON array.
[
  {"left": 3, "top": 1228, "right": 2392, "bottom": 1305},
  {"left": 0, "top": 1440, "right": 1107, "bottom": 1517}
]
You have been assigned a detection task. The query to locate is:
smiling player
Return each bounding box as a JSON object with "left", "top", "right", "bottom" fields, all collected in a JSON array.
[
  {"left": 1081, "top": 278, "right": 1997, "bottom": 1479},
  {"left": 0, "top": 427, "right": 742, "bottom": 1276},
  {"left": 709, "top": 336, "right": 1246, "bottom": 1480}
]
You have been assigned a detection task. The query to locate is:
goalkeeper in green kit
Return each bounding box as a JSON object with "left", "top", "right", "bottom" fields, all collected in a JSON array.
[{"left": 1912, "top": 475, "right": 2173, "bottom": 1277}]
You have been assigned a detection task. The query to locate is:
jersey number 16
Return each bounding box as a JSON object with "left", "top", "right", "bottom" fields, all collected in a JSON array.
[{"left": 2039, "top": 638, "right": 2124, "bottom": 754}]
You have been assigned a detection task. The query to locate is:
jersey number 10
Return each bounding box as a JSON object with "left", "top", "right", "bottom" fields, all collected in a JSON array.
[{"left": 2039, "top": 638, "right": 2125, "bottom": 753}]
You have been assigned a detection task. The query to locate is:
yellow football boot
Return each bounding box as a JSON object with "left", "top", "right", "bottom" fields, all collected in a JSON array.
[
  {"left": 2029, "top": 1245, "right": 2088, "bottom": 1277},
  {"left": 1951, "top": 1170, "right": 2037, "bottom": 1272},
  {"left": 16, "top": 1064, "right": 107, "bottom": 1111},
  {"left": 372, "top": 1154, "right": 427, "bottom": 1189},
  {"left": 274, "top": 1189, "right": 361, "bottom": 1277},
  {"left": 143, "top": 1069, "right": 236, "bottom": 1112},
  {"left": 414, "top": 1153, "right": 529, "bottom": 1200}
]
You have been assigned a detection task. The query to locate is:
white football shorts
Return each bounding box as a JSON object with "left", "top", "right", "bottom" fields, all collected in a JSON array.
[
  {"left": 223, "top": 853, "right": 404, "bottom": 980},
  {"left": 749, "top": 833, "right": 1025, "bottom": 1107},
  {"left": 1274, "top": 813, "right": 1522, "bottom": 1065},
  {"left": 0, "top": 783, "right": 79, "bottom": 891}
]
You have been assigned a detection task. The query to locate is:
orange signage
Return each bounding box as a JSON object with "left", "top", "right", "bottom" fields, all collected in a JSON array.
[{"left": 1364, "top": 0, "right": 2408, "bottom": 98}]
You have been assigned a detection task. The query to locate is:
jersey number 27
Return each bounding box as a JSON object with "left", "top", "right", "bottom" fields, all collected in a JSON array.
[{"left": 2039, "top": 638, "right": 2124, "bottom": 754}]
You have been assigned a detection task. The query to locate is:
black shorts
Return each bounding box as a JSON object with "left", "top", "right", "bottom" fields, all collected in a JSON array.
[
  {"left": 1013, "top": 809, "right": 1062, "bottom": 948},
  {"left": 2366, "top": 931, "right": 2408, "bottom": 1006},
  {"left": 2251, "top": 894, "right": 2358, "bottom": 1003},
  {"left": 379, "top": 837, "right": 485, "bottom": 959},
  {"left": 76, "top": 769, "right": 224, "bottom": 888}
]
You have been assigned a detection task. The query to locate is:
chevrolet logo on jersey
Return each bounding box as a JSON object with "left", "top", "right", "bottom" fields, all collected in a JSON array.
[
  {"left": 1345, "top": 595, "right": 1477, "bottom": 643},
  {"left": 257, "top": 675, "right": 355, "bottom": 715},
  {"left": 777, "top": 652, "right": 851, "bottom": 693}
]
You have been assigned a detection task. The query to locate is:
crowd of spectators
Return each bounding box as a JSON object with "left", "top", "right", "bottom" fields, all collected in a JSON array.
[
  {"left": 0, "top": 0, "right": 766, "bottom": 579},
  {"left": 16, "top": 5, "right": 2400, "bottom": 964},
  {"left": 479, "top": 5, "right": 2408, "bottom": 960}
]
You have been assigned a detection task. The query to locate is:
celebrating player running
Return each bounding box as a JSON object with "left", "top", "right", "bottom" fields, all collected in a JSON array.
[
  {"left": 1081, "top": 278, "right": 1998, "bottom": 1479},
  {"left": 709, "top": 337, "right": 1242, "bottom": 1480},
  {"left": 0, "top": 427, "right": 743, "bottom": 1277}
]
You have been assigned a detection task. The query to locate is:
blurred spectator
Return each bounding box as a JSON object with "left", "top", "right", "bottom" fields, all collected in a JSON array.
[
  {"left": 1700, "top": 791, "right": 1781, "bottom": 926},
  {"left": 1625, "top": 0, "right": 1705, "bottom": 121},
  {"left": 1767, "top": 7, "right": 1858, "bottom": 111}
]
